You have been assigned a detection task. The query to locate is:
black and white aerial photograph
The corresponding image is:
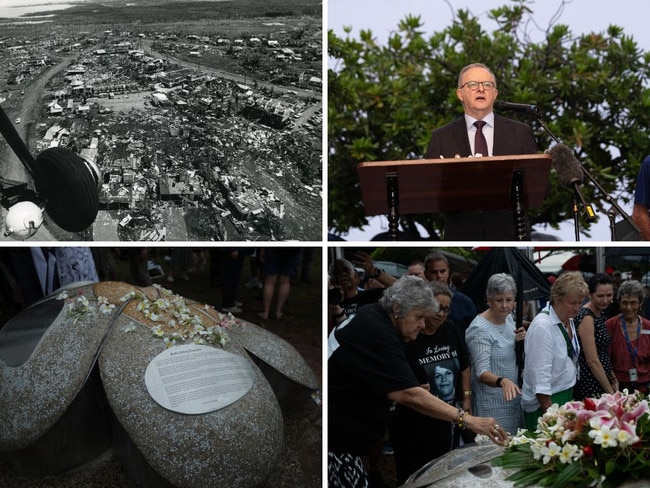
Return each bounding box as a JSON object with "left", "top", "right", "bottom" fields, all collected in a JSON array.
[{"left": 0, "top": 0, "right": 323, "bottom": 241}]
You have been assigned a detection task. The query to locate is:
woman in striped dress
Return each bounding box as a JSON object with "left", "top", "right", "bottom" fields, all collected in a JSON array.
[{"left": 466, "top": 273, "right": 526, "bottom": 436}]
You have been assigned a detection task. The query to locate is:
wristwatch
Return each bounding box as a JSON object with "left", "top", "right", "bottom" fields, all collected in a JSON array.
[
  {"left": 495, "top": 377, "right": 504, "bottom": 387},
  {"left": 368, "top": 268, "right": 383, "bottom": 280}
]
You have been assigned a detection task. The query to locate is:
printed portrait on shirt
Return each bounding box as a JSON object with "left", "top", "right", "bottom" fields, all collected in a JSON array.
[{"left": 424, "top": 357, "right": 460, "bottom": 402}]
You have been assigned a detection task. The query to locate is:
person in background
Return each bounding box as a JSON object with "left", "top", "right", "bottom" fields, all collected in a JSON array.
[
  {"left": 632, "top": 154, "right": 650, "bottom": 240},
  {"left": 242, "top": 248, "right": 263, "bottom": 290},
  {"left": 352, "top": 250, "right": 397, "bottom": 289},
  {"left": 604, "top": 270, "right": 622, "bottom": 319},
  {"left": 220, "top": 248, "right": 246, "bottom": 314},
  {"left": 573, "top": 273, "right": 618, "bottom": 400},
  {"left": 166, "top": 248, "right": 193, "bottom": 283},
  {"left": 424, "top": 63, "right": 538, "bottom": 240},
  {"left": 606, "top": 280, "right": 650, "bottom": 395},
  {"left": 327, "top": 257, "right": 385, "bottom": 331},
  {"left": 424, "top": 251, "right": 477, "bottom": 332},
  {"left": 521, "top": 271, "right": 588, "bottom": 430},
  {"left": 407, "top": 260, "right": 426, "bottom": 280},
  {"left": 92, "top": 248, "right": 119, "bottom": 281},
  {"left": 389, "top": 281, "right": 472, "bottom": 486},
  {"left": 129, "top": 248, "right": 152, "bottom": 287},
  {"left": 291, "top": 247, "right": 316, "bottom": 284},
  {"left": 258, "top": 247, "right": 302, "bottom": 321},
  {"left": 328, "top": 276, "right": 507, "bottom": 488},
  {"left": 466, "top": 273, "right": 525, "bottom": 436}
]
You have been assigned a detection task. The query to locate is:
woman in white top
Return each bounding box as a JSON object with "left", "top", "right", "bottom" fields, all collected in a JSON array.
[
  {"left": 521, "top": 271, "right": 588, "bottom": 430},
  {"left": 466, "top": 273, "right": 526, "bottom": 435}
]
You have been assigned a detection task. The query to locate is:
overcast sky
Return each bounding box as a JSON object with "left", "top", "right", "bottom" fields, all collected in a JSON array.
[
  {"left": 328, "top": 0, "right": 645, "bottom": 242},
  {"left": 328, "top": 0, "right": 650, "bottom": 52}
]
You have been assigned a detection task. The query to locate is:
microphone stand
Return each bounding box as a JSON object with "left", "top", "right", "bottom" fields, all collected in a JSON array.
[
  {"left": 572, "top": 194, "right": 580, "bottom": 241},
  {"left": 535, "top": 114, "right": 640, "bottom": 241}
]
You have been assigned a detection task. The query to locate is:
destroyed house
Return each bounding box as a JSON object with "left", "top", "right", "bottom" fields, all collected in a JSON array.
[
  {"left": 242, "top": 105, "right": 289, "bottom": 129},
  {"left": 159, "top": 175, "right": 202, "bottom": 201}
]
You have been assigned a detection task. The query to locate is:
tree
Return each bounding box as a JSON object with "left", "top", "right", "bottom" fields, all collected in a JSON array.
[{"left": 328, "top": 0, "right": 650, "bottom": 239}]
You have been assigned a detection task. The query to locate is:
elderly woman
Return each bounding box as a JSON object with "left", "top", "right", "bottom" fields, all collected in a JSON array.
[
  {"left": 574, "top": 273, "right": 617, "bottom": 400},
  {"left": 328, "top": 276, "right": 507, "bottom": 487},
  {"left": 521, "top": 271, "right": 588, "bottom": 430},
  {"left": 388, "top": 281, "right": 472, "bottom": 485},
  {"left": 605, "top": 280, "right": 650, "bottom": 395},
  {"left": 466, "top": 273, "right": 526, "bottom": 436}
]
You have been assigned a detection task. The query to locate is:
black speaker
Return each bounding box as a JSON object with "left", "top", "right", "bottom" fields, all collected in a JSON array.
[{"left": 614, "top": 219, "right": 641, "bottom": 241}]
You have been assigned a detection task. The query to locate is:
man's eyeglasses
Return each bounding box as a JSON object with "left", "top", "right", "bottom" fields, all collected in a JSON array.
[
  {"left": 436, "top": 306, "right": 450, "bottom": 315},
  {"left": 460, "top": 81, "right": 496, "bottom": 91}
]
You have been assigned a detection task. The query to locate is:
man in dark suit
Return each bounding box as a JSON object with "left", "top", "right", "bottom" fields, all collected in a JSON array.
[{"left": 425, "top": 63, "right": 539, "bottom": 240}]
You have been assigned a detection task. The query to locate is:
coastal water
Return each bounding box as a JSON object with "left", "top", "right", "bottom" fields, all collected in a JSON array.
[{"left": 0, "top": 0, "right": 85, "bottom": 19}]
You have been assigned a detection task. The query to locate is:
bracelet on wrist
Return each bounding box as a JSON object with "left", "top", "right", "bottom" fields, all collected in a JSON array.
[
  {"left": 463, "top": 390, "right": 472, "bottom": 396},
  {"left": 454, "top": 408, "right": 468, "bottom": 430}
]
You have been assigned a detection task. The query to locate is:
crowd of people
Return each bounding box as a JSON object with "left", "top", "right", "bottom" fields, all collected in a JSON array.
[
  {"left": 328, "top": 251, "right": 650, "bottom": 488},
  {"left": 0, "top": 247, "right": 316, "bottom": 327}
]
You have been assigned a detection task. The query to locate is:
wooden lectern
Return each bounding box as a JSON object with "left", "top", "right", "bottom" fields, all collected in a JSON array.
[{"left": 357, "top": 154, "right": 552, "bottom": 240}]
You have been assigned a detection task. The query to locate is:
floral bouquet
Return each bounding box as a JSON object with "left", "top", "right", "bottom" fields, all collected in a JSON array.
[{"left": 492, "top": 390, "right": 650, "bottom": 487}]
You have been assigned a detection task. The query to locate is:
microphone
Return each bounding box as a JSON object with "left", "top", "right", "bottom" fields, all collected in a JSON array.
[
  {"left": 547, "top": 143, "right": 597, "bottom": 222},
  {"left": 494, "top": 100, "right": 541, "bottom": 116},
  {"left": 548, "top": 143, "right": 582, "bottom": 186}
]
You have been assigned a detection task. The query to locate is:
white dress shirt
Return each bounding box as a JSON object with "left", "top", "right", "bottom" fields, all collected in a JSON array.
[{"left": 521, "top": 305, "right": 579, "bottom": 413}]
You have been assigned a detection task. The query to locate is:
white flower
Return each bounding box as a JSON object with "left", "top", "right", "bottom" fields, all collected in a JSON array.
[
  {"left": 145, "top": 310, "right": 160, "bottom": 321},
  {"left": 119, "top": 291, "right": 136, "bottom": 302},
  {"left": 56, "top": 291, "right": 69, "bottom": 300},
  {"left": 123, "top": 323, "right": 137, "bottom": 333},
  {"left": 530, "top": 442, "right": 543, "bottom": 461},
  {"left": 99, "top": 302, "right": 115, "bottom": 314},
  {"left": 151, "top": 325, "right": 164, "bottom": 337},
  {"left": 588, "top": 424, "right": 619, "bottom": 448},
  {"left": 540, "top": 441, "right": 561, "bottom": 464},
  {"left": 153, "top": 298, "right": 169, "bottom": 309},
  {"left": 616, "top": 428, "right": 637, "bottom": 446},
  {"left": 558, "top": 443, "right": 580, "bottom": 464}
]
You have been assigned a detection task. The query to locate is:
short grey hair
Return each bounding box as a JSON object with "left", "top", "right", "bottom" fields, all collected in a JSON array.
[
  {"left": 427, "top": 281, "right": 452, "bottom": 299},
  {"left": 617, "top": 280, "right": 644, "bottom": 302},
  {"left": 486, "top": 273, "right": 517, "bottom": 299},
  {"left": 424, "top": 251, "right": 448, "bottom": 270},
  {"left": 379, "top": 275, "right": 438, "bottom": 317},
  {"left": 458, "top": 63, "right": 497, "bottom": 88},
  {"left": 328, "top": 258, "right": 354, "bottom": 277}
]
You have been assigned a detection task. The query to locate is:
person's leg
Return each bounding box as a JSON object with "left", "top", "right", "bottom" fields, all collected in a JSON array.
[
  {"left": 260, "top": 274, "right": 278, "bottom": 319},
  {"left": 221, "top": 250, "right": 244, "bottom": 311},
  {"left": 301, "top": 247, "right": 316, "bottom": 282},
  {"left": 275, "top": 275, "right": 291, "bottom": 319}
]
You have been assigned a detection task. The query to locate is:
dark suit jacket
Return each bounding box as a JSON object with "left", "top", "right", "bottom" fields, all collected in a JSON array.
[{"left": 425, "top": 114, "right": 539, "bottom": 241}]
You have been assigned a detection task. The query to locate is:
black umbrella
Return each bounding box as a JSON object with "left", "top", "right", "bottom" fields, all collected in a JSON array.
[{"left": 461, "top": 248, "right": 551, "bottom": 313}]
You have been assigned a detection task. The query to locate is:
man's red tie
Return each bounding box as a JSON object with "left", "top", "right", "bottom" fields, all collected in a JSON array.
[{"left": 474, "top": 120, "right": 488, "bottom": 157}]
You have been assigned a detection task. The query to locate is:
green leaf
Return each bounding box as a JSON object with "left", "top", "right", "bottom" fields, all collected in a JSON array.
[
  {"left": 552, "top": 461, "right": 581, "bottom": 488},
  {"left": 328, "top": 0, "right": 650, "bottom": 235}
]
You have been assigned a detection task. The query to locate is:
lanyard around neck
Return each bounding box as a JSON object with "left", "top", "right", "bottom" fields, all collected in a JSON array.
[
  {"left": 620, "top": 315, "right": 641, "bottom": 364},
  {"left": 555, "top": 322, "right": 574, "bottom": 358}
]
